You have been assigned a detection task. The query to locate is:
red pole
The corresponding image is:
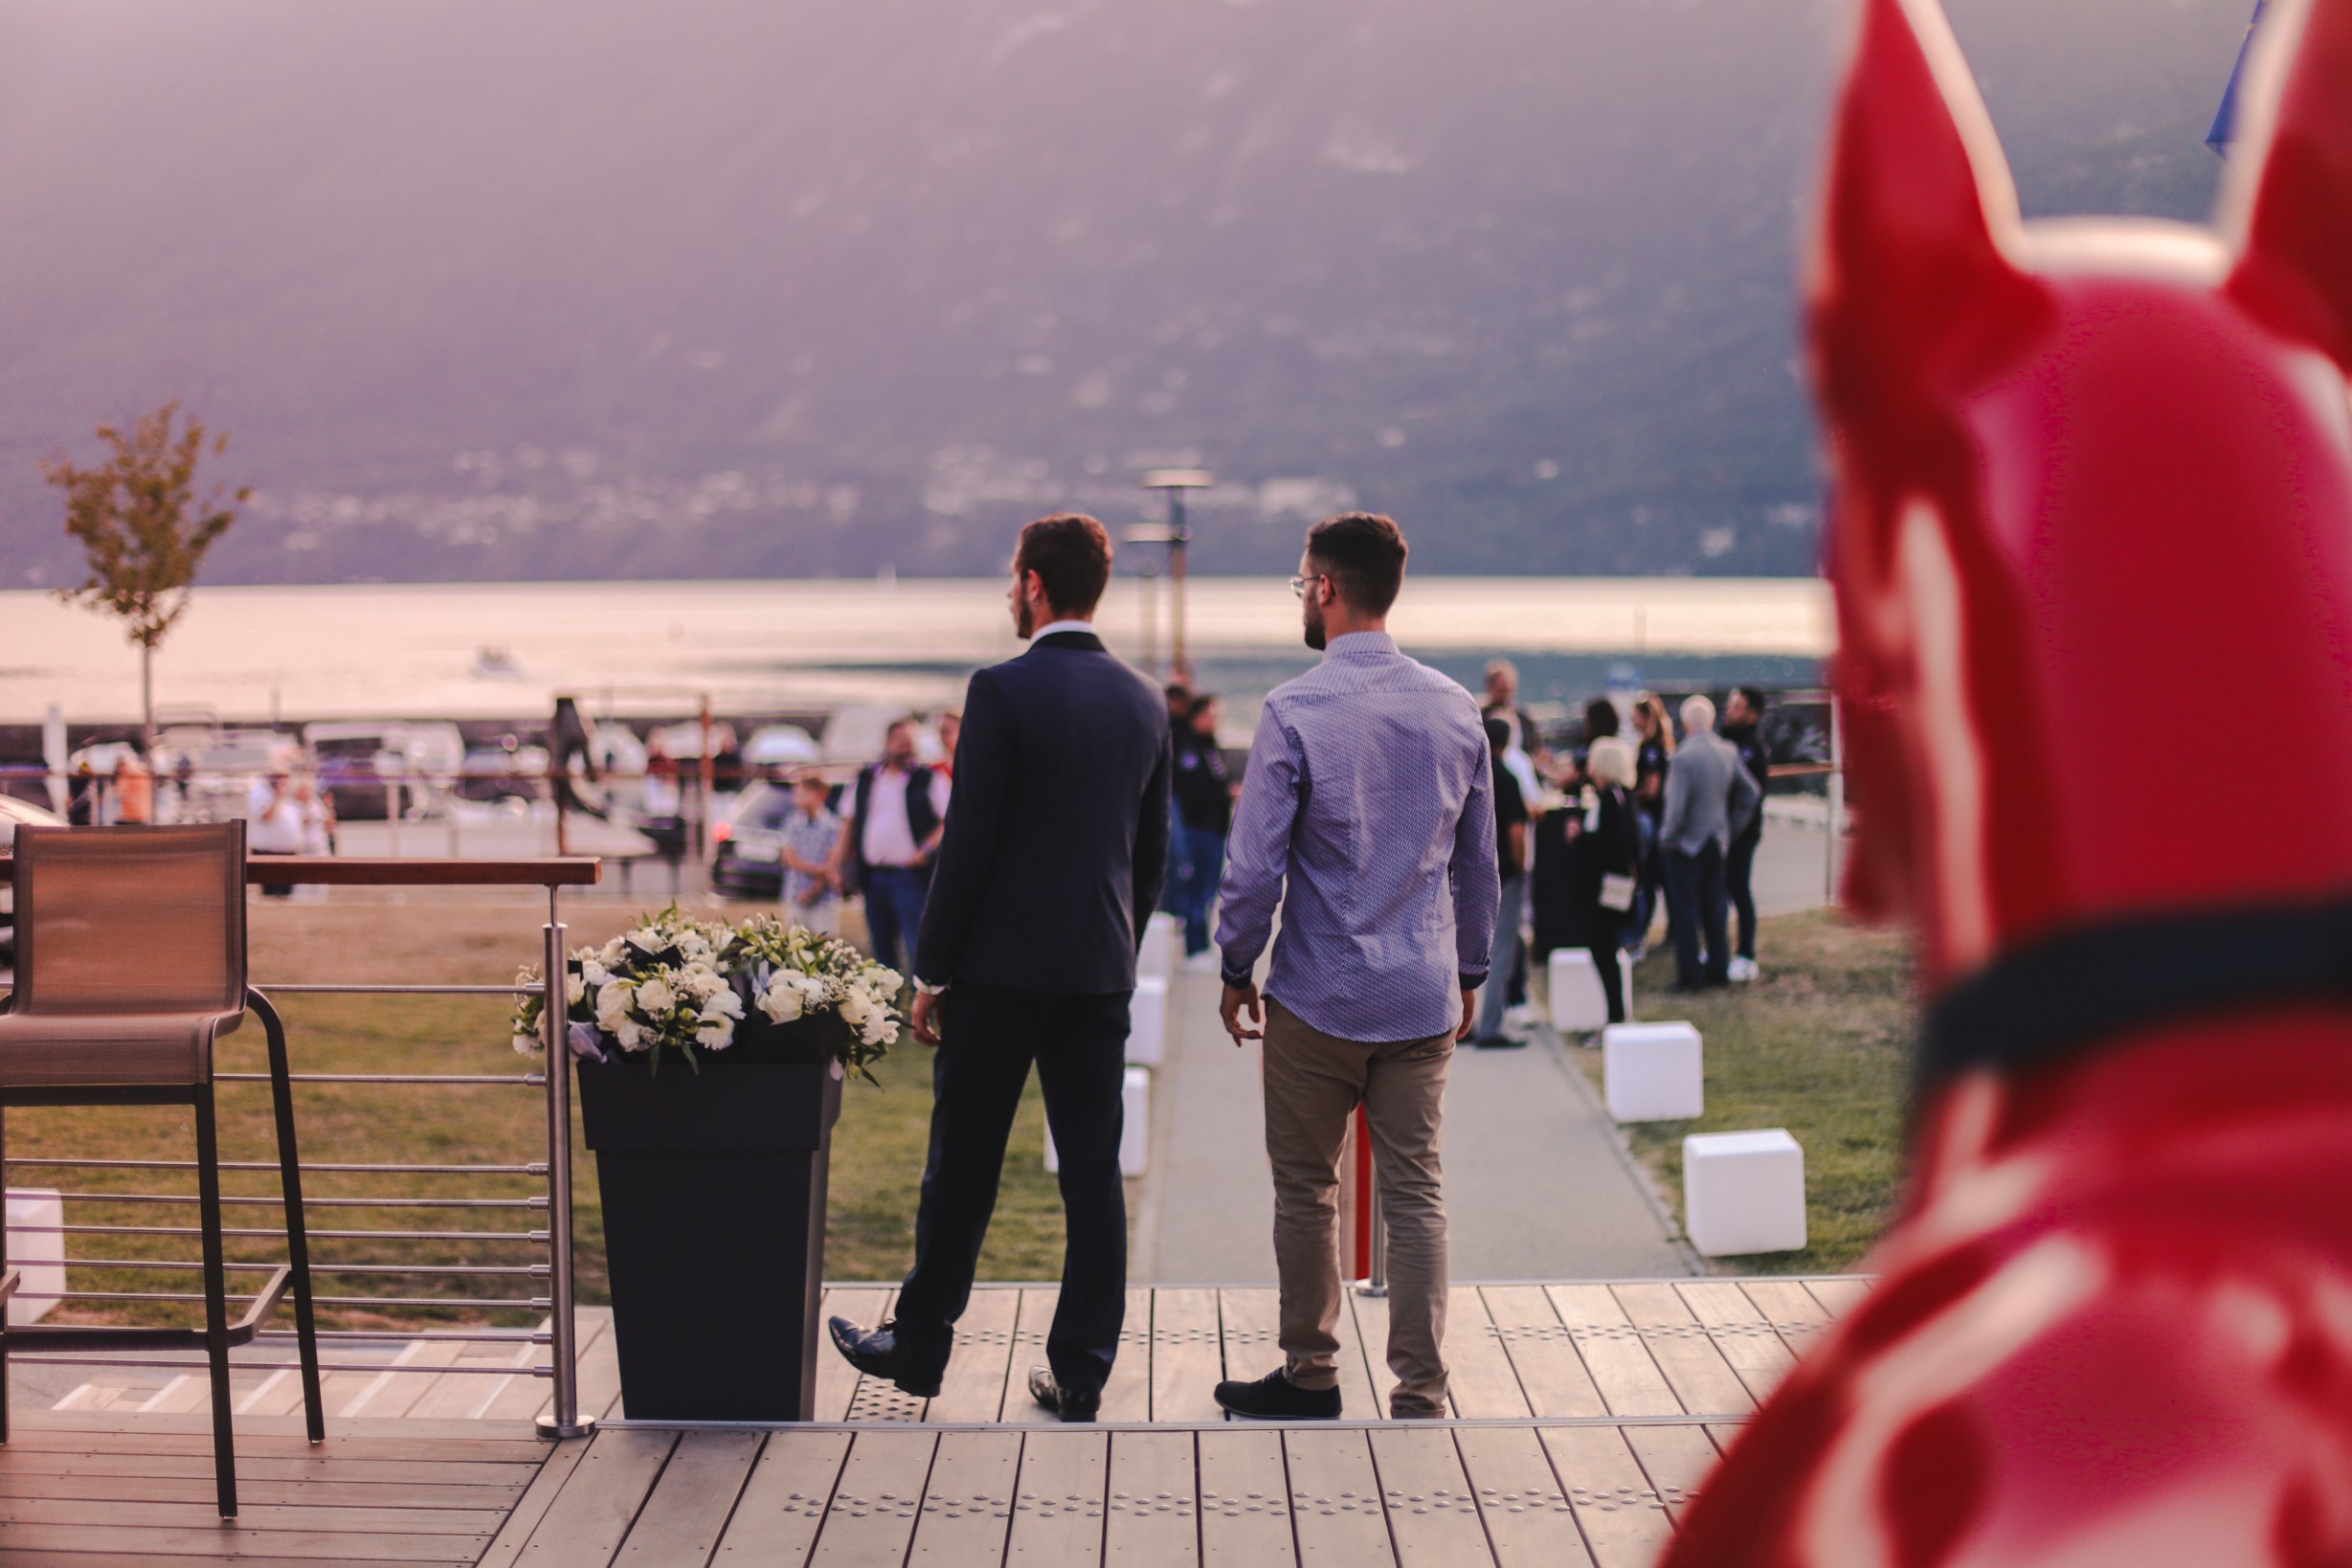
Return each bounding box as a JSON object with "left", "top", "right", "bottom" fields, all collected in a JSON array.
[{"left": 1350, "top": 1105, "right": 1374, "bottom": 1280}]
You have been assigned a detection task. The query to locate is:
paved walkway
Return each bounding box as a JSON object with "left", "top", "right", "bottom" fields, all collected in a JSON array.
[{"left": 1135, "top": 821, "right": 1832, "bottom": 1285}]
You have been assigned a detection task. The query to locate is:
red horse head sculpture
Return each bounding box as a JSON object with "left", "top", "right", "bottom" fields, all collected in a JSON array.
[{"left": 1665, "top": 0, "right": 2352, "bottom": 1562}]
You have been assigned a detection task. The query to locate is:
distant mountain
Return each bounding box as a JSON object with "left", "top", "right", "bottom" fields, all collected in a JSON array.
[{"left": 0, "top": 0, "right": 2249, "bottom": 585}]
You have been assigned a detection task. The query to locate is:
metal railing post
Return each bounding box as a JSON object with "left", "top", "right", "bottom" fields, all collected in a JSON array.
[
  {"left": 536, "top": 888, "right": 591, "bottom": 1439},
  {"left": 1359, "top": 1189, "right": 1389, "bottom": 1298}
]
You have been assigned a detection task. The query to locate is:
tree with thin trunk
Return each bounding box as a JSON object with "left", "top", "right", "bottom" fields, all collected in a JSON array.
[{"left": 44, "top": 402, "right": 248, "bottom": 751}]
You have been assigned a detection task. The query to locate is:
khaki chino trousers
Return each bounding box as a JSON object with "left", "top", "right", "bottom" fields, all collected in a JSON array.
[{"left": 1261, "top": 999, "right": 1453, "bottom": 1419}]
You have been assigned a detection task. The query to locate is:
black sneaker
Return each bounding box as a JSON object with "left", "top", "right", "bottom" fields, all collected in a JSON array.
[{"left": 1213, "top": 1369, "right": 1340, "bottom": 1421}]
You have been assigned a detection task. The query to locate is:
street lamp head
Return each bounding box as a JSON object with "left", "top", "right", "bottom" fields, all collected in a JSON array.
[{"left": 1138, "top": 468, "right": 1215, "bottom": 491}]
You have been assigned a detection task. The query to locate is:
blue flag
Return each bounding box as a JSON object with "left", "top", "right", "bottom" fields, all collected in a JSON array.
[{"left": 2207, "top": 0, "right": 2269, "bottom": 155}]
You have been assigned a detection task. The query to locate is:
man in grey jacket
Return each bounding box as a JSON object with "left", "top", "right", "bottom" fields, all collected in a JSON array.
[{"left": 1658, "top": 694, "right": 1760, "bottom": 991}]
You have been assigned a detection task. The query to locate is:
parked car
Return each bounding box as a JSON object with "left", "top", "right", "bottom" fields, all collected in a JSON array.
[
  {"left": 742, "top": 725, "right": 822, "bottom": 770},
  {"left": 708, "top": 779, "right": 801, "bottom": 900},
  {"left": 303, "top": 722, "right": 462, "bottom": 820},
  {"left": 458, "top": 743, "right": 552, "bottom": 803},
  {"left": 0, "top": 793, "right": 67, "bottom": 964}
]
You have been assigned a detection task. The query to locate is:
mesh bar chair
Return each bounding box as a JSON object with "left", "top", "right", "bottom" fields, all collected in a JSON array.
[{"left": 0, "top": 822, "right": 323, "bottom": 1517}]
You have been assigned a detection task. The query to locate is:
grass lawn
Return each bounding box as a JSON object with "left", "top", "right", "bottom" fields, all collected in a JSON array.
[
  {"left": 1568, "top": 907, "right": 1915, "bottom": 1273},
  {"left": 3, "top": 893, "right": 1080, "bottom": 1330}
]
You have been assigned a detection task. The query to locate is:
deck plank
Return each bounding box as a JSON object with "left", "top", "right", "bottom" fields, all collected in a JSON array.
[
  {"left": 1330, "top": 1291, "right": 1383, "bottom": 1422},
  {"left": 1366, "top": 1425, "right": 1493, "bottom": 1567},
  {"left": 613, "top": 1429, "right": 763, "bottom": 1566},
  {"left": 1804, "top": 1279, "right": 1870, "bottom": 1318},
  {"left": 1283, "top": 1427, "right": 1395, "bottom": 1568},
  {"left": 1006, "top": 1428, "right": 1108, "bottom": 1567},
  {"left": 1734, "top": 1280, "right": 1834, "bottom": 1363},
  {"left": 907, "top": 1430, "right": 1019, "bottom": 1564},
  {"left": 1478, "top": 1287, "right": 1604, "bottom": 1419},
  {"left": 1451, "top": 1424, "right": 1594, "bottom": 1568},
  {"left": 0, "top": 1447, "right": 539, "bottom": 1489},
  {"left": 712, "top": 1429, "right": 851, "bottom": 1565},
  {"left": 0, "top": 1521, "right": 493, "bottom": 1562},
  {"left": 510, "top": 1426, "right": 676, "bottom": 1567},
  {"left": 1105, "top": 1429, "right": 1199, "bottom": 1566},
  {"left": 1538, "top": 1426, "right": 1674, "bottom": 1568},
  {"left": 999, "top": 1288, "right": 1064, "bottom": 1426},
  {"left": 928, "top": 1289, "right": 1021, "bottom": 1423},
  {"left": 1607, "top": 1284, "right": 1752, "bottom": 1417},
  {"left": 1671, "top": 1282, "right": 1800, "bottom": 1404},
  {"left": 1098, "top": 1288, "right": 1154, "bottom": 1424},
  {"left": 0, "top": 1469, "right": 523, "bottom": 1511},
  {"left": 1620, "top": 1424, "right": 1717, "bottom": 1530},
  {"left": 1197, "top": 1428, "right": 1296, "bottom": 1568},
  {"left": 1214, "top": 1288, "right": 1282, "bottom": 1390},
  {"left": 1351, "top": 1289, "right": 1395, "bottom": 1418},
  {"left": 1445, "top": 1290, "right": 1533, "bottom": 1420},
  {"left": 1544, "top": 1286, "right": 1680, "bottom": 1418},
  {"left": 807, "top": 1429, "right": 937, "bottom": 1568},
  {"left": 0, "top": 1492, "right": 508, "bottom": 1534},
  {"left": 1150, "top": 1288, "right": 1224, "bottom": 1423}
]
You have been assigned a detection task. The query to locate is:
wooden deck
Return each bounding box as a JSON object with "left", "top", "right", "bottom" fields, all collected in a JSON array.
[{"left": 0, "top": 1279, "right": 1865, "bottom": 1564}]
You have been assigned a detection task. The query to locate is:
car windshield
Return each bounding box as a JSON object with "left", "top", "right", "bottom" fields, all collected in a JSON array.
[{"left": 732, "top": 782, "right": 795, "bottom": 832}]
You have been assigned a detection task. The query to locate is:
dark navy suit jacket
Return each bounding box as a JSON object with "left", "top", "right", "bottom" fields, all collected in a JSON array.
[{"left": 913, "top": 630, "right": 1172, "bottom": 995}]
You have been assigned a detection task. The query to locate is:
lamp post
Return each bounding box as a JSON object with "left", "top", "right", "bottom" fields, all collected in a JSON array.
[{"left": 1139, "top": 469, "right": 1214, "bottom": 682}]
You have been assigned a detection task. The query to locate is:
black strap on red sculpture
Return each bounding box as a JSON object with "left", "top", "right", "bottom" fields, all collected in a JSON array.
[{"left": 1918, "top": 895, "right": 2352, "bottom": 1086}]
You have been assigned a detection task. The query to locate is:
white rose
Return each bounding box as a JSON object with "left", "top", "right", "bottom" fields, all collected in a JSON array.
[
  {"left": 566, "top": 974, "right": 587, "bottom": 1006},
  {"left": 637, "top": 978, "right": 676, "bottom": 1015},
  {"left": 695, "top": 1017, "right": 736, "bottom": 1049},
  {"left": 838, "top": 991, "right": 871, "bottom": 1026},
  {"left": 511, "top": 1033, "right": 539, "bottom": 1057},
  {"left": 581, "top": 960, "right": 610, "bottom": 988},
  {"left": 758, "top": 981, "right": 804, "bottom": 1023},
  {"left": 614, "top": 1018, "right": 648, "bottom": 1051},
  {"left": 700, "top": 990, "right": 743, "bottom": 1021},
  {"left": 595, "top": 982, "right": 634, "bottom": 1030}
]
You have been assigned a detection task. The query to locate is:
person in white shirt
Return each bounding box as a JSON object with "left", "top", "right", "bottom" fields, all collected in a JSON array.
[{"left": 841, "top": 720, "right": 952, "bottom": 974}]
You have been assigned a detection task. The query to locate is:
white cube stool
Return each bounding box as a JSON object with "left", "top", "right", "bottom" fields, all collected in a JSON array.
[
  {"left": 1602, "top": 1020, "right": 1703, "bottom": 1122},
  {"left": 1547, "top": 948, "right": 1611, "bottom": 1034},
  {"left": 1126, "top": 975, "right": 1169, "bottom": 1066},
  {"left": 1138, "top": 912, "right": 1179, "bottom": 981},
  {"left": 5, "top": 1189, "right": 64, "bottom": 1325},
  {"left": 1683, "top": 1130, "right": 1806, "bottom": 1256},
  {"left": 1045, "top": 1067, "right": 1152, "bottom": 1178}
]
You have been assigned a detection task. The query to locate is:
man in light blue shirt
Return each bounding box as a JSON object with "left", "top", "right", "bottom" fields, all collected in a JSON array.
[{"left": 1211, "top": 512, "right": 1498, "bottom": 1421}]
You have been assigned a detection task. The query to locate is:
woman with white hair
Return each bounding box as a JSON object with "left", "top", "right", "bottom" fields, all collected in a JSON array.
[{"left": 1570, "top": 737, "right": 1643, "bottom": 1023}]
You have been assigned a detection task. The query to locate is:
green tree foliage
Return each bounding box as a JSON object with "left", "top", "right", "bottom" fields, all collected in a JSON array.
[{"left": 43, "top": 402, "right": 248, "bottom": 746}]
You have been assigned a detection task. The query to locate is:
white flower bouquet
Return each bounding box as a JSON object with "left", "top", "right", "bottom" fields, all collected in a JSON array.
[{"left": 511, "top": 906, "right": 901, "bottom": 1079}]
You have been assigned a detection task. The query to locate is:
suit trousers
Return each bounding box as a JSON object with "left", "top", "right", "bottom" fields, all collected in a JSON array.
[
  {"left": 892, "top": 983, "right": 1131, "bottom": 1395},
  {"left": 1262, "top": 1000, "right": 1453, "bottom": 1418},
  {"left": 1726, "top": 827, "right": 1761, "bottom": 961},
  {"left": 1665, "top": 841, "right": 1730, "bottom": 988}
]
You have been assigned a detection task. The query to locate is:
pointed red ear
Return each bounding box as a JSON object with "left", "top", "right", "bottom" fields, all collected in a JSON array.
[
  {"left": 2225, "top": 0, "right": 2352, "bottom": 372},
  {"left": 1809, "top": 0, "right": 2034, "bottom": 409}
]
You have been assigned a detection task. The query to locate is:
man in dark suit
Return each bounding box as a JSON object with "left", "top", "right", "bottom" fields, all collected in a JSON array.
[{"left": 828, "top": 513, "right": 1172, "bottom": 1422}]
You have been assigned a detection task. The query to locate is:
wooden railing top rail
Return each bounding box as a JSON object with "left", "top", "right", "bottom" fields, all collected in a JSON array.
[{"left": 0, "top": 854, "right": 600, "bottom": 887}]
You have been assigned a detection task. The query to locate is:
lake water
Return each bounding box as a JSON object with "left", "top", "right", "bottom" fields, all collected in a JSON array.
[{"left": 0, "top": 576, "right": 1830, "bottom": 726}]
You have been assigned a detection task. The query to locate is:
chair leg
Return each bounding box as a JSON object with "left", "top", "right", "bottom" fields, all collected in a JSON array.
[
  {"left": 193, "top": 1086, "right": 237, "bottom": 1518},
  {"left": 253, "top": 992, "right": 324, "bottom": 1443}
]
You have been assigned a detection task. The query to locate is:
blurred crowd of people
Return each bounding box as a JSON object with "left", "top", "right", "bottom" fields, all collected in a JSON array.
[{"left": 1476, "top": 661, "right": 1771, "bottom": 1042}]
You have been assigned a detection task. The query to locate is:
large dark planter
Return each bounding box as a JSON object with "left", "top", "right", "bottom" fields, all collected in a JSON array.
[{"left": 575, "top": 1018, "right": 847, "bottom": 1421}]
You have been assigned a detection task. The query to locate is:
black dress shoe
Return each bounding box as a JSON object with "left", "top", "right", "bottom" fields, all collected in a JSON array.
[
  {"left": 1026, "top": 1365, "right": 1102, "bottom": 1422},
  {"left": 827, "top": 1317, "right": 942, "bottom": 1399},
  {"left": 1213, "top": 1368, "right": 1341, "bottom": 1421}
]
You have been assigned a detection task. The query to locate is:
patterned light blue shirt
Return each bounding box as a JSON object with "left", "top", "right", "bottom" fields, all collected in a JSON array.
[{"left": 1216, "top": 631, "right": 1500, "bottom": 1042}]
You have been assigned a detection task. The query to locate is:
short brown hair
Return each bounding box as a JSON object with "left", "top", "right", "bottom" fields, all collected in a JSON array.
[
  {"left": 1306, "top": 511, "right": 1408, "bottom": 616},
  {"left": 1015, "top": 513, "right": 1113, "bottom": 616}
]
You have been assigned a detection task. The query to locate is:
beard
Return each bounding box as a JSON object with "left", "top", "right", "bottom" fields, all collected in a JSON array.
[
  {"left": 1303, "top": 598, "right": 1327, "bottom": 651},
  {"left": 1012, "top": 594, "right": 1037, "bottom": 639}
]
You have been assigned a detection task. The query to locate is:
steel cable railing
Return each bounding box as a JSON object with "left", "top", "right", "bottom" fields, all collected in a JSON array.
[{"left": 0, "top": 853, "right": 597, "bottom": 1437}]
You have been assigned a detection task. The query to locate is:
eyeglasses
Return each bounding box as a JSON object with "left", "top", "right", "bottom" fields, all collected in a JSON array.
[{"left": 1288, "top": 573, "right": 1327, "bottom": 599}]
